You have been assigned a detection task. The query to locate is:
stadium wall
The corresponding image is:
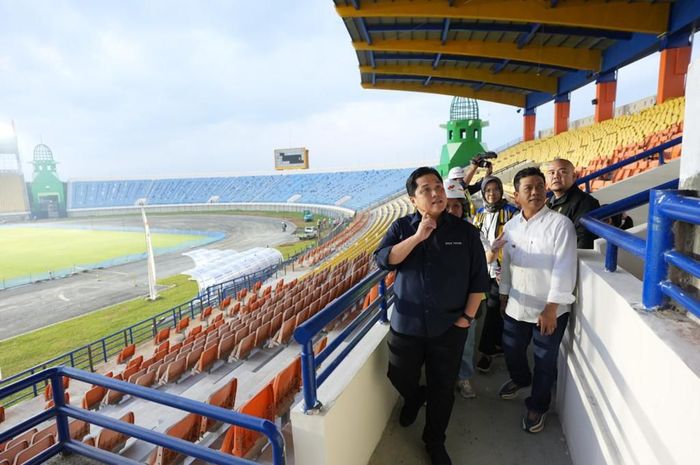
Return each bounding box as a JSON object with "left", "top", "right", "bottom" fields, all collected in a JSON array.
[
  {"left": 558, "top": 252, "right": 700, "bottom": 465},
  {"left": 67, "top": 202, "right": 355, "bottom": 219},
  {"left": 291, "top": 323, "right": 398, "bottom": 465}
]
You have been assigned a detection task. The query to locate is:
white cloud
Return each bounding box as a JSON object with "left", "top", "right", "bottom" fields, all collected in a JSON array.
[{"left": 0, "top": 1, "right": 680, "bottom": 179}]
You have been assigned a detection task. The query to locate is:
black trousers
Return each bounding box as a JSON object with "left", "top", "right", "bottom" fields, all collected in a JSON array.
[
  {"left": 478, "top": 278, "right": 504, "bottom": 356},
  {"left": 387, "top": 325, "right": 468, "bottom": 446}
]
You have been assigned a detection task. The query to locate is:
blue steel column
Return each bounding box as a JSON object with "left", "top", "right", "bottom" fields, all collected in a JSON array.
[
  {"left": 50, "top": 373, "right": 71, "bottom": 449},
  {"left": 300, "top": 340, "right": 321, "bottom": 412},
  {"left": 642, "top": 190, "right": 674, "bottom": 309},
  {"left": 605, "top": 243, "right": 618, "bottom": 272}
]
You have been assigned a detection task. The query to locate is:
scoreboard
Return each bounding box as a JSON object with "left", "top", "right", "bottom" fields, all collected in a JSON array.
[{"left": 274, "top": 147, "right": 309, "bottom": 170}]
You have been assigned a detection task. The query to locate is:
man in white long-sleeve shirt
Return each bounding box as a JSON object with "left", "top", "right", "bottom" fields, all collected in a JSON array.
[{"left": 497, "top": 167, "right": 577, "bottom": 434}]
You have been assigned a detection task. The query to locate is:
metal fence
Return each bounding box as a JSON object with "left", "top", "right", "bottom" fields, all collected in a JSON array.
[
  {"left": 293, "top": 269, "right": 393, "bottom": 412},
  {"left": 576, "top": 137, "right": 681, "bottom": 193},
  {"left": 0, "top": 258, "right": 294, "bottom": 407},
  {"left": 0, "top": 366, "right": 286, "bottom": 465},
  {"left": 580, "top": 182, "right": 700, "bottom": 318}
]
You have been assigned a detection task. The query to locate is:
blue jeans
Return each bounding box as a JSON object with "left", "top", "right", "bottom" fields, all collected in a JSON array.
[
  {"left": 458, "top": 324, "right": 476, "bottom": 380},
  {"left": 502, "top": 312, "right": 569, "bottom": 414}
]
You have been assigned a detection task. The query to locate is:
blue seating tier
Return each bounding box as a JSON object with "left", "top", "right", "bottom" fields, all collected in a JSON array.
[{"left": 68, "top": 168, "right": 415, "bottom": 211}]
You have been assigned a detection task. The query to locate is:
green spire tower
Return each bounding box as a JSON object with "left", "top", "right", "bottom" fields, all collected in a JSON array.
[
  {"left": 437, "top": 97, "right": 489, "bottom": 176},
  {"left": 30, "top": 144, "right": 66, "bottom": 218}
]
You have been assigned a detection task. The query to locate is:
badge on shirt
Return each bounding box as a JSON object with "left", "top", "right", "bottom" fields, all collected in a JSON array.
[{"left": 444, "top": 241, "right": 463, "bottom": 246}]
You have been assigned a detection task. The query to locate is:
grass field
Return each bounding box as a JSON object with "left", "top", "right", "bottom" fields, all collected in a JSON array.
[
  {"left": 0, "top": 274, "right": 198, "bottom": 379},
  {"left": 0, "top": 227, "right": 205, "bottom": 281}
]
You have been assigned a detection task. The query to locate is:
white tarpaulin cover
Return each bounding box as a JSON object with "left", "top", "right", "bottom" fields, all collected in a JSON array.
[{"left": 182, "top": 247, "right": 283, "bottom": 291}]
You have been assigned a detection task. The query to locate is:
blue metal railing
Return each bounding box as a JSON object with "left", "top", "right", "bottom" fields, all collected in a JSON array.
[
  {"left": 580, "top": 182, "right": 700, "bottom": 317},
  {"left": 0, "top": 259, "right": 295, "bottom": 407},
  {"left": 0, "top": 366, "right": 285, "bottom": 465},
  {"left": 293, "top": 269, "right": 393, "bottom": 412},
  {"left": 576, "top": 137, "right": 681, "bottom": 193}
]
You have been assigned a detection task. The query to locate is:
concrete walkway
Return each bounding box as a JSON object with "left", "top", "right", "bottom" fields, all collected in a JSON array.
[{"left": 368, "top": 355, "right": 572, "bottom": 465}]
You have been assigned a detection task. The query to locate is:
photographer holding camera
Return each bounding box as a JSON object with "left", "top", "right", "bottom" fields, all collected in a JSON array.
[{"left": 452, "top": 151, "right": 497, "bottom": 195}]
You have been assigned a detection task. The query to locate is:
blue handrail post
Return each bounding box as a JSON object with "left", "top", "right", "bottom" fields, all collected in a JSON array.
[
  {"left": 605, "top": 243, "right": 619, "bottom": 272},
  {"left": 300, "top": 340, "right": 321, "bottom": 413},
  {"left": 642, "top": 190, "right": 674, "bottom": 310},
  {"left": 378, "top": 278, "right": 389, "bottom": 323},
  {"left": 50, "top": 372, "right": 70, "bottom": 448}
]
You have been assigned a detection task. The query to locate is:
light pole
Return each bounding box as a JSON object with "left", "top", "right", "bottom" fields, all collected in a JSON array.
[{"left": 141, "top": 206, "right": 158, "bottom": 301}]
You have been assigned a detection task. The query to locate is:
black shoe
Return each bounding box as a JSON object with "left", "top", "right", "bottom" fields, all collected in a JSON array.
[
  {"left": 498, "top": 379, "right": 528, "bottom": 399},
  {"left": 476, "top": 355, "right": 492, "bottom": 373},
  {"left": 522, "top": 410, "right": 548, "bottom": 433},
  {"left": 399, "top": 386, "right": 426, "bottom": 427},
  {"left": 426, "top": 444, "right": 452, "bottom": 465}
]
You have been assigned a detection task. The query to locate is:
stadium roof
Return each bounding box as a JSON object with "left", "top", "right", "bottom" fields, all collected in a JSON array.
[{"left": 333, "top": 0, "right": 700, "bottom": 110}]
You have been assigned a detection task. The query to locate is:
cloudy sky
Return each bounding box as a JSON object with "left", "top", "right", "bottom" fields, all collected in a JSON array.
[{"left": 0, "top": 1, "right": 694, "bottom": 179}]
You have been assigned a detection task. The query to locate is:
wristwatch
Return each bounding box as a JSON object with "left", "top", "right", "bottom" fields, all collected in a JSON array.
[{"left": 463, "top": 313, "right": 475, "bottom": 324}]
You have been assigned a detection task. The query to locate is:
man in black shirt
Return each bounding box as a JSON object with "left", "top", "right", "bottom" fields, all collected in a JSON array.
[
  {"left": 545, "top": 158, "right": 601, "bottom": 249},
  {"left": 375, "top": 167, "right": 489, "bottom": 465}
]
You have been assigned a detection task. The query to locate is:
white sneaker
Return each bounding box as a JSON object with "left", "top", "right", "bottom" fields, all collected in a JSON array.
[{"left": 456, "top": 379, "right": 476, "bottom": 399}]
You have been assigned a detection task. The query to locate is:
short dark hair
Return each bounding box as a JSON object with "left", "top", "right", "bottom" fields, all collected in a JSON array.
[
  {"left": 406, "top": 167, "right": 442, "bottom": 196},
  {"left": 513, "top": 167, "right": 546, "bottom": 191}
]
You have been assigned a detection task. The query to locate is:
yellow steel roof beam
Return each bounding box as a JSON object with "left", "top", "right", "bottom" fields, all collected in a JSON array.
[
  {"left": 336, "top": 0, "right": 669, "bottom": 35},
  {"left": 360, "top": 64, "right": 557, "bottom": 93},
  {"left": 355, "top": 38, "right": 600, "bottom": 71},
  {"left": 362, "top": 82, "right": 526, "bottom": 107}
]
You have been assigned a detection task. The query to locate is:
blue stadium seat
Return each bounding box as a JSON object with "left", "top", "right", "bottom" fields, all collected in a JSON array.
[{"left": 67, "top": 168, "right": 415, "bottom": 211}]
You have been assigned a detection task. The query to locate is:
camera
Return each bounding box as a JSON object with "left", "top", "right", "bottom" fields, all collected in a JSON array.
[{"left": 470, "top": 151, "right": 498, "bottom": 169}]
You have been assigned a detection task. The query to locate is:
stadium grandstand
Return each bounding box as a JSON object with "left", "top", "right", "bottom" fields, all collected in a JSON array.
[
  {"left": 1, "top": 2, "right": 699, "bottom": 465},
  {"left": 67, "top": 168, "right": 414, "bottom": 212},
  {"left": 0, "top": 122, "right": 30, "bottom": 221}
]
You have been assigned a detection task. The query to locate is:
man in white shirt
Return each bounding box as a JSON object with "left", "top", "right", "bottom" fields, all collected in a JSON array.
[{"left": 497, "top": 167, "right": 577, "bottom": 433}]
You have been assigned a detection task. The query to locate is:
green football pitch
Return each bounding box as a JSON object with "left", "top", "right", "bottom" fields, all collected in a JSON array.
[{"left": 0, "top": 226, "right": 206, "bottom": 281}]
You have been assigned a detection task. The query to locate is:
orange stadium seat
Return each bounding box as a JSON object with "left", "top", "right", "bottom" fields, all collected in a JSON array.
[
  {"left": 0, "top": 441, "right": 29, "bottom": 465},
  {"left": 135, "top": 371, "right": 157, "bottom": 388},
  {"left": 155, "top": 327, "right": 170, "bottom": 345},
  {"left": 217, "top": 333, "right": 237, "bottom": 360},
  {"left": 117, "top": 344, "right": 136, "bottom": 364},
  {"left": 81, "top": 385, "right": 106, "bottom": 410},
  {"left": 274, "top": 318, "right": 296, "bottom": 346},
  {"left": 69, "top": 419, "right": 90, "bottom": 442},
  {"left": 195, "top": 345, "right": 218, "bottom": 373},
  {"left": 176, "top": 317, "right": 190, "bottom": 333},
  {"left": 227, "top": 383, "right": 275, "bottom": 458},
  {"left": 272, "top": 358, "right": 301, "bottom": 417},
  {"left": 44, "top": 393, "right": 70, "bottom": 410},
  {"left": 14, "top": 434, "right": 55, "bottom": 465},
  {"left": 233, "top": 333, "right": 255, "bottom": 361},
  {"left": 159, "top": 358, "right": 187, "bottom": 385},
  {"left": 254, "top": 321, "right": 271, "bottom": 348},
  {"left": 185, "top": 347, "right": 204, "bottom": 371},
  {"left": 4, "top": 430, "right": 36, "bottom": 451},
  {"left": 147, "top": 413, "right": 202, "bottom": 465},
  {"left": 126, "top": 355, "right": 144, "bottom": 370},
  {"left": 200, "top": 378, "right": 238, "bottom": 435},
  {"left": 31, "top": 423, "right": 57, "bottom": 445},
  {"left": 96, "top": 411, "right": 134, "bottom": 453},
  {"left": 43, "top": 377, "right": 70, "bottom": 401}
]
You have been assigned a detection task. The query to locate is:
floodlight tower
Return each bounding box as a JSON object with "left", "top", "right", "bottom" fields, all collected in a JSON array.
[
  {"left": 141, "top": 206, "right": 158, "bottom": 301},
  {"left": 437, "top": 97, "right": 489, "bottom": 176}
]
